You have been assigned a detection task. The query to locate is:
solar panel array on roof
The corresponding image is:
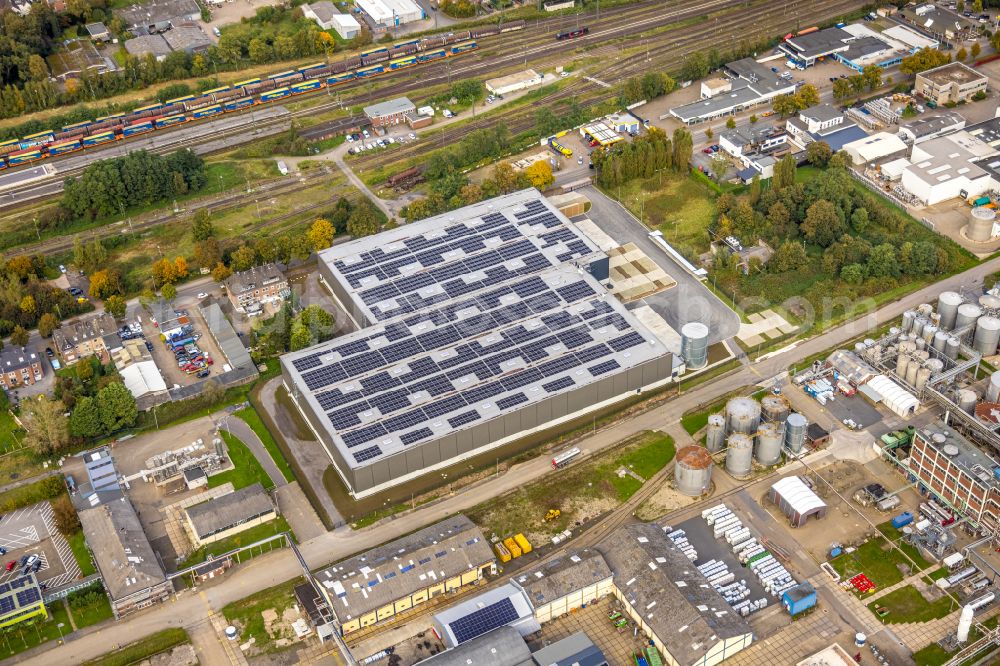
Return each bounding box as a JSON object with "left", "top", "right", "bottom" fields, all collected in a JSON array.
[
  {"left": 448, "top": 597, "right": 520, "bottom": 644},
  {"left": 85, "top": 450, "right": 119, "bottom": 492},
  {"left": 283, "top": 190, "right": 671, "bottom": 478}
]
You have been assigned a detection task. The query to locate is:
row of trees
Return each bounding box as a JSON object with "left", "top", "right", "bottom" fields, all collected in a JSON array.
[
  {"left": 592, "top": 127, "right": 692, "bottom": 188},
  {"left": 0, "top": 255, "right": 90, "bottom": 344},
  {"left": 61, "top": 149, "right": 207, "bottom": 221},
  {"left": 831, "top": 65, "right": 886, "bottom": 101},
  {"left": 618, "top": 72, "right": 676, "bottom": 107},
  {"left": 770, "top": 84, "right": 820, "bottom": 118},
  {"left": 255, "top": 301, "right": 337, "bottom": 355}
]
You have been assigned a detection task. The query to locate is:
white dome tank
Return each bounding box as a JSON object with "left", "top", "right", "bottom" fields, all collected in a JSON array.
[
  {"left": 958, "top": 389, "right": 978, "bottom": 414},
  {"left": 784, "top": 413, "right": 808, "bottom": 454},
  {"left": 988, "top": 371, "right": 1000, "bottom": 403},
  {"left": 967, "top": 206, "right": 996, "bottom": 243},
  {"left": 956, "top": 303, "right": 983, "bottom": 330},
  {"left": 674, "top": 445, "right": 713, "bottom": 497},
  {"left": 974, "top": 316, "right": 1000, "bottom": 356},
  {"left": 945, "top": 336, "right": 960, "bottom": 360}
]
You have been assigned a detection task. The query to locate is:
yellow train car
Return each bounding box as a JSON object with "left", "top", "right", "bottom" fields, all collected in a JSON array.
[
  {"left": 503, "top": 537, "right": 522, "bottom": 558},
  {"left": 514, "top": 533, "right": 532, "bottom": 554},
  {"left": 494, "top": 541, "right": 511, "bottom": 563}
]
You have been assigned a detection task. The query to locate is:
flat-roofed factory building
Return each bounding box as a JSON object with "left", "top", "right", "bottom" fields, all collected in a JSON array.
[
  {"left": 314, "top": 514, "right": 495, "bottom": 636},
  {"left": 281, "top": 189, "right": 673, "bottom": 498}
]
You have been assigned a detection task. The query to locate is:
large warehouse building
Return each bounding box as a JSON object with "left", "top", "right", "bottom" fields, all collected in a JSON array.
[{"left": 281, "top": 190, "right": 673, "bottom": 497}]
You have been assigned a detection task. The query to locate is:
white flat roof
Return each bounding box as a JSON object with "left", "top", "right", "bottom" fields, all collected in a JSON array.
[{"left": 771, "top": 476, "right": 827, "bottom": 515}]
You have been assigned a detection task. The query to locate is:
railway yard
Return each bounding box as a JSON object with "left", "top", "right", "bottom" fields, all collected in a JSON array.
[{"left": 7, "top": 0, "right": 1000, "bottom": 665}]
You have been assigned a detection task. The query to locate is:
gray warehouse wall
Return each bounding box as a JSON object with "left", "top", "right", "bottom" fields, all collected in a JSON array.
[{"left": 285, "top": 352, "right": 673, "bottom": 496}]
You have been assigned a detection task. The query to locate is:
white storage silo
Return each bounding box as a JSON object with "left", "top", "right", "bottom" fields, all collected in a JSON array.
[
  {"left": 915, "top": 336, "right": 927, "bottom": 352},
  {"left": 784, "top": 413, "right": 808, "bottom": 454},
  {"left": 958, "top": 389, "right": 978, "bottom": 415},
  {"left": 761, "top": 395, "right": 790, "bottom": 423},
  {"left": 675, "top": 445, "right": 714, "bottom": 497},
  {"left": 922, "top": 324, "right": 938, "bottom": 345},
  {"left": 755, "top": 422, "right": 783, "bottom": 466},
  {"left": 981, "top": 294, "right": 1000, "bottom": 312},
  {"left": 967, "top": 206, "right": 997, "bottom": 243},
  {"left": 956, "top": 303, "right": 983, "bottom": 331},
  {"left": 925, "top": 358, "right": 944, "bottom": 374},
  {"left": 946, "top": 336, "right": 960, "bottom": 360},
  {"left": 932, "top": 330, "right": 950, "bottom": 354},
  {"left": 912, "top": 316, "right": 927, "bottom": 339},
  {"left": 725, "top": 433, "right": 754, "bottom": 479},
  {"left": 896, "top": 354, "right": 910, "bottom": 378},
  {"left": 915, "top": 367, "right": 931, "bottom": 391},
  {"left": 987, "top": 371, "right": 1000, "bottom": 403},
  {"left": 705, "top": 414, "right": 726, "bottom": 453},
  {"left": 902, "top": 310, "right": 916, "bottom": 333},
  {"left": 937, "top": 291, "right": 964, "bottom": 330},
  {"left": 680, "top": 322, "right": 709, "bottom": 370},
  {"left": 974, "top": 316, "right": 1000, "bottom": 356},
  {"left": 726, "top": 397, "right": 761, "bottom": 435},
  {"left": 905, "top": 361, "right": 919, "bottom": 386}
]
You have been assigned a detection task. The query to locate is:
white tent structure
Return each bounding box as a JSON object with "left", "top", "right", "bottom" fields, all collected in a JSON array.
[
  {"left": 120, "top": 361, "right": 167, "bottom": 399},
  {"left": 866, "top": 375, "right": 919, "bottom": 417},
  {"left": 769, "top": 476, "right": 827, "bottom": 527}
]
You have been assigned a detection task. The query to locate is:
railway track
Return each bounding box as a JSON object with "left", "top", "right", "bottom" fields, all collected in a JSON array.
[{"left": 352, "top": 0, "right": 866, "bottom": 177}]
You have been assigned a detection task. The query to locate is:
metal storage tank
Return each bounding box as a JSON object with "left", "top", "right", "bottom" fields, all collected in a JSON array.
[
  {"left": 902, "top": 310, "right": 916, "bottom": 333},
  {"left": 922, "top": 324, "right": 938, "bottom": 345},
  {"left": 956, "top": 303, "right": 983, "bottom": 331},
  {"left": 725, "top": 433, "right": 754, "bottom": 478},
  {"left": 911, "top": 317, "right": 926, "bottom": 339},
  {"left": 917, "top": 303, "right": 934, "bottom": 317},
  {"left": 915, "top": 349, "right": 930, "bottom": 362},
  {"left": 915, "top": 367, "right": 931, "bottom": 391},
  {"left": 905, "top": 362, "right": 919, "bottom": 386},
  {"left": 973, "top": 316, "right": 1000, "bottom": 356},
  {"left": 755, "top": 422, "right": 783, "bottom": 466},
  {"left": 938, "top": 291, "right": 963, "bottom": 330},
  {"left": 958, "top": 389, "right": 978, "bottom": 414},
  {"left": 680, "top": 322, "right": 709, "bottom": 370},
  {"left": 674, "top": 445, "right": 713, "bottom": 497},
  {"left": 946, "top": 336, "right": 960, "bottom": 360},
  {"left": 854, "top": 341, "right": 866, "bottom": 353},
  {"left": 967, "top": 206, "right": 996, "bottom": 243},
  {"left": 889, "top": 327, "right": 900, "bottom": 336},
  {"left": 896, "top": 354, "right": 910, "bottom": 378},
  {"left": 726, "top": 397, "right": 761, "bottom": 435},
  {"left": 932, "top": 330, "right": 950, "bottom": 354},
  {"left": 988, "top": 371, "right": 1000, "bottom": 403},
  {"left": 761, "top": 395, "right": 790, "bottom": 423},
  {"left": 705, "top": 414, "right": 726, "bottom": 453},
  {"left": 915, "top": 336, "right": 927, "bottom": 352},
  {"left": 981, "top": 294, "right": 1000, "bottom": 312},
  {"left": 924, "top": 358, "right": 944, "bottom": 376},
  {"left": 784, "top": 413, "right": 808, "bottom": 454}
]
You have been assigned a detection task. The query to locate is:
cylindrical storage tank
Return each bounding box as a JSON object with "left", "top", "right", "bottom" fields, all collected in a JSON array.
[
  {"left": 958, "top": 605, "right": 975, "bottom": 643},
  {"left": 674, "top": 445, "right": 713, "bottom": 497},
  {"left": 917, "top": 303, "right": 934, "bottom": 317},
  {"left": 981, "top": 294, "right": 1000, "bottom": 312},
  {"left": 946, "top": 336, "right": 960, "bottom": 360},
  {"left": 967, "top": 206, "right": 996, "bottom": 242},
  {"left": 902, "top": 310, "right": 916, "bottom": 333},
  {"left": 725, "top": 433, "right": 754, "bottom": 478},
  {"left": 958, "top": 389, "right": 978, "bottom": 414},
  {"left": 705, "top": 414, "right": 726, "bottom": 453},
  {"left": 896, "top": 354, "right": 910, "bottom": 378},
  {"left": 916, "top": 349, "right": 930, "bottom": 362},
  {"left": 912, "top": 317, "right": 926, "bottom": 339},
  {"left": 915, "top": 337, "right": 927, "bottom": 351},
  {"left": 761, "top": 395, "right": 790, "bottom": 423},
  {"left": 974, "top": 316, "right": 1000, "bottom": 356},
  {"left": 933, "top": 330, "right": 950, "bottom": 353},
  {"left": 889, "top": 326, "right": 900, "bottom": 336},
  {"left": 938, "top": 291, "right": 963, "bottom": 330},
  {"left": 755, "top": 422, "right": 783, "bottom": 466},
  {"left": 854, "top": 341, "right": 866, "bottom": 353},
  {"left": 901, "top": 340, "right": 917, "bottom": 354},
  {"left": 915, "top": 367, "right": 931, "bottom": 391},
  {"left": 956, "top": 303, "right": 983, "bottom": 331},
  {"left": 905, "top": 361, "right": 919, "bottom": 386},
  {"left": 988, "top": 371, "right": 1000, "bottom": 403},
  {"left": 855, "top": 633, "right": 867, "bottom": 649},
  {"left": 726, "top": 397, "right": 761, "bottom": 435},
  {"left": 925, "top": 358, "right": 944, "bottom": 374},
  {"left": 923, "top": 324, "right": 938, "bottom": 345},
  {"left": 784, "top": 413, "right": 808, "bottom": 454},
  {"left": 680, "top": 322, "right": 709, "bottom": 370}
]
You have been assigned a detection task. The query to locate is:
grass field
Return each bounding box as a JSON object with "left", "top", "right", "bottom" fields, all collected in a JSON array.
[
  {"left": 222, "top": 579, "right": 302, "bottom": 653},
  {"left": 177, "top": 515, "right": 291, "bottom": 570},
  {"left": 0, "top": 601, "right": 70, "bottom": 659},
  {"left": 69, "top": 595, "right": 114, "bottom": 629},
  {"left": 830, "top": 522, "right": 933, "bottom": 590},
  {"left": 67, "top": 529, "right": 96, "bottom": 577},
  {"left": 468, "top": 430, "right": 675, "bottom": 542},
  {"left": 234, "top": 407, "right": 295, "bottom": 483},
  {"left": 868, "top": 585, "right": 956, "bottom": 624},
  {"left": 81, "top": 628, "right": 191, "bottom": 666},
  {"left": 210, "top": 432, "right": 275, "bottom": 491}
]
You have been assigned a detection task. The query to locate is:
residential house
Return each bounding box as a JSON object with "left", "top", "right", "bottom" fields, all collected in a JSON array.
[
  {"left": 52, "top": 312, "right": 118, "bottom": 366},
  {"left": 0, "top": 346, "right": 43, "bottom": 390},
  {"left": 223, "top": 263, "right": 288, "bottom": 314}
]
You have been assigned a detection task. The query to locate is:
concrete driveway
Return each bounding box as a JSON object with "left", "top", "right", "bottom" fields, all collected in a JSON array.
[{"left": 580, "top": 186, "right": 740, "bottom": 344}]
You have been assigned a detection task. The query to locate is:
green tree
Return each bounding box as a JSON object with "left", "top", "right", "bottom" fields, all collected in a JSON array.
[
  {"left": 70, "top": 396, "right": 103, "bottom": 438},
  {"left": 772, "top": 240, "right": 808, "bottom": 272},
  {"left": 867, "top": 243, "right": 899, "bottom": 278},
  {"left": 10, "top": 325, "right": 28, "bottom": 347},
  {"left": 23, "top": 396, "right": 70, "bottom": 456},
  {"left": 725, "top": 117, "right": 736, "bottom": 129},
  {"left": 289, "top": 322, "right": 313, "bottom": 351},
  {"left": 38, "top": 312, "right": 58, "bottom": 338},
  {"left": 347, "top": 199, "right": 381, "bottom": 237},
  {"left": 974, "top": 0, "right": 983, "bottom": 12},
  {"left": 772, "top": 155, "right": 797, "bottom": 191},
  {"left": 162, "top": 283, "right": 176, "bottom": 301},
  {"left": 801, "top": 199, "right": 845, "bottom": 247},
  {"left": 749, "top": 114, "right": 758, "bottom": 124},
  {"left": 971, "top": 42, "right": 981, "bottom": 60},
  {"left": 850, "top": 208, "right": 869, "bottom": 233},
  {"left": 105, "top": 295, "right": 127, "bottom": 319},
  {"left": 841, "top": 263, "right": 866, "bottom": 284},
  {"left": 671, "top": 128, "right": 693, "bottom": 173},
  {"left": 806, "top": 141, "right": 832, "bottom": 167},
  {"left": 230, "top": 244, "right": 257, "bottom": 271},
  {"left": 900, "top": 48, "right": 951, "bottom": 76},
  {"left": 795, "top": 83, "right": 820, "bottom": 108},
  {"left": 771, "top": 94, "right": 799, "bottom": 117},
  {"left": 97, "top": 382, "right": 138, "bottom": 434},
  {"left": 832, "top": 78, "right": 852, "bottom": 100},
  {"left": 709, "top": 157, "right": 728, "bottom": 181},
  {"left": 861, "top": 64, "right": 882, "bottom": 91},
  {"left": 191, "top": 208, "right": 214, "bottom": 241},
  {"left": 957, "top": 47, "right": 968, "bottom": 62}
]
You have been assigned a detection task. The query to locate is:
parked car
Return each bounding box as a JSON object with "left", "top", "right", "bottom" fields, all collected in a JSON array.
[
  {"left": 197, "top": 369, "right": 211, "bottom": 378},
  {"left": 68, "top": 287, "right": 83, "bottom": 296},
  {"left": 0, "top": 547, "right": 5, "bottom": 556},
  {"left": 45, "top": 348, "right": 53, "bottom": 358},
  {"left": 30, "top": 560, "right": 41, "bottom": 572},
  {"left": 702, "top": 147, "right": 713, "bottom": 154},
  {"left": 408, "top": 133, "right": 416, "bottom": 140},
  {"left": 197, "top": 292, "right": 208, "bottom": 299},
  {"left": 58, "top": 265, "right": 66, "bottom": 273},
  {"left": 5, "top": 561, "right": 14, "bottom": 572}
]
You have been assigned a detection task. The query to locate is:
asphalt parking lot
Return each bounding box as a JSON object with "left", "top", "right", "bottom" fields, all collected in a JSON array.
[
  {"left": 673, "top": 515, "right": 771, "bottom": 607},
  {"left": 142, "top": 304, "right": 228, "bottom": 388},
  {"left": 814, "top": 391, "right": 883, "bottom": 430},
  {"left": 0, "top": 501, "right": 80, "bottom": 588}
]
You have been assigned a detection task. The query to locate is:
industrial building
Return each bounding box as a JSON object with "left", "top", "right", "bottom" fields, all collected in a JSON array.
[
  {"left": 769, "top": 476, "right": 828, "bottom": 527},
  {"left": 161, "top": 25, "right": 212, "bottom": 54},
  {"left": 530, "top": 633, "right": 608, "bottom": 666},
  {"left": 718, "top": 124, "right": 789, "bottom": 180},
  {"left": 779, "top": 27, "right": 852, "bottom": 67},
  {"left": 314, "top": 515, "right": 495, "bottom": 636},
  {"left": 785, "top": 104, "right": 868, "bottom": 152},
  {"left": 897, "top": 111, "right": 967, "bottom": 145},
  {"left": 125, "top": 34, "right": 172, "bottom": 61},
  {"left": 183, "top": 483, "right": 277, "bottom": 547},
  {"left": 841, "top": 132, "right": 908, "bottom": 165},
  {"left": 781, "top": 581, "right": 817, "bottom": 617},
  {"left": 281, "top": 190, "right": 672, "bottom": 497},
  {"left": 914, "top": 62, "right": 988, "bottom": 106},
  {"left": 355, "top": 0, "right": 422, "bottom": 28},
  {"left": 900, "top": 132, "right": 998, "bottom": 206},
  {"left": 510, "top": 548, "right": 614, "bottom": 623},
  {"left": 363, "top": 96, "right": 417, "bottom": 128},
  {"left": 0, "top": 575, "right": 46, "bottom": 630},
  {"left": 433, "top": 583, "right": 539, "bottom": 647},
  {"left": 832, "top": 23, "right": 916, "bottom": 72},
  {"left": 596, "top": 524, "right": 753, "bottom": 664},
  {"left": 486, "top": 70, "right": 543, "bottom": 97},
  {"left": 116, "top": 0, "right": 200, "bottom": 32},
  {"left": 881, "top": 24, "right": 939, "bottom": 51},
  {"left": 668, "top": 57, "right": 796, "bottom": 125},
  {"left": 420, "top": 626, "right": 533, "bottom": 666}
]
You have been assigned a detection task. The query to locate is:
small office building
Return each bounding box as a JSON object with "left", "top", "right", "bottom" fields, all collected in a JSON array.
[
  {"left": 363, "top": 96, "right": 417, "bottom": 128},
  {"left": 183, "top": 483, "right": 277, "bottom": 547},
  {"left": 915, "top": 62, "right": 988, "bottom": 105},
  {"left": 0, "top": 575, "right": 46, "bottom": 630}
]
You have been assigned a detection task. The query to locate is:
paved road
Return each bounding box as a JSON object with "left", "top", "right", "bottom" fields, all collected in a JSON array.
[
  {"left": 218, "top": 414, "right": 287, "bottom": 489},
  {"left": 17, "top": 255, "right": 1000, "bottom": 665},
  {"left": 582, "top": 185, "right": 741, "bottom": 343}
]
